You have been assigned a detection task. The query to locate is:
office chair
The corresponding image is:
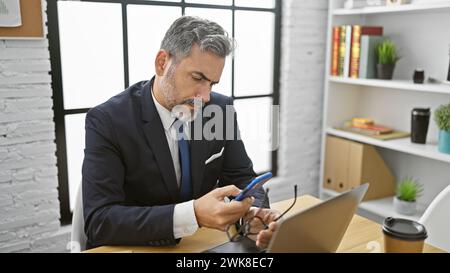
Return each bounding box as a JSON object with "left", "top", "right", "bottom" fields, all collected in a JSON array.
[
  {"left": 70, "top": 182, "right": 87, "bottom": 253},
  {"left": 419, "top": 185, "right": 450, "bottom": 252}
]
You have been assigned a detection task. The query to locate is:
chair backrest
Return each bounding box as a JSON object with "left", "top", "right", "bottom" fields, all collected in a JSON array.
[
  {"left": 419, "top": 185, "right": 450, "bottom": 252},
  {"left": 70, "top": 182, "right": 87, "bottom": 252}
]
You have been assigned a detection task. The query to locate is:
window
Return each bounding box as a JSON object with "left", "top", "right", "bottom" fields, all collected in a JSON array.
[{"left": 48, "top": 0, "right": 281, "bottom": 224}]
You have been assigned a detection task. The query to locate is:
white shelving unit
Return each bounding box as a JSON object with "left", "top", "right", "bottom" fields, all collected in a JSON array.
[
  {"left": 329, "top": 76, "right": 450, "bottom": 95},
  {"left": 326, "top": 128, "right": 450, "bottom": 164},
  {"left": 320, "top": 0, "right": 450, "bottom": 224},
  {"left": 333, "top": 2, "right": 450, "bottom": 15},
  {"left": 322, "top": 188, "right": 424, "bottom": 222}
]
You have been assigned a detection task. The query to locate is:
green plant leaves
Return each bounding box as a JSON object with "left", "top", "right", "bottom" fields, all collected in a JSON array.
[
  {"left": 396, "top": 177, "right": 423, "bottom": 202},
  {"left": 376, "top": 39, "right": 399, "bottom": 65},
  {"left": 434, "top": 103, "right": 450, "bottom": 131}
]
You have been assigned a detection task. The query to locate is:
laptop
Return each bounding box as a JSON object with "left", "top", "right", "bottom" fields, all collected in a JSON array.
[{"left": 204, "top": 183, "right": 369, "bottom": 253}]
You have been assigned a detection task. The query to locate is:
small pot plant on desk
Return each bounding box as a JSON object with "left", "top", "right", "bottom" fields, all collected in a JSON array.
[
  {"left": 434, "top": 103, "right": 450, "bottom": 154},
  {"left": 376, "top": 39, "right": 400, "bottom": 80},
  {"left": 394, "top": 177, "right": 423, "bottom": 216}
]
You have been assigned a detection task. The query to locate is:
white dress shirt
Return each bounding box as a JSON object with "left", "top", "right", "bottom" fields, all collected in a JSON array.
[{"left": 151, "top": 89, "right": 199, "bottom": 239}]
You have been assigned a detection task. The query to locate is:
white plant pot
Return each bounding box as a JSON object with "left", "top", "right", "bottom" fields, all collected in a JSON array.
[{"left": 393, "top": 197, "right": 416, "bottom": 215}]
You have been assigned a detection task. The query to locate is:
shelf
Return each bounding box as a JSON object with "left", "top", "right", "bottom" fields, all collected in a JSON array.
[
  {"left": 329, "top": 76, "right": 450, "bottom": 94},
  {"left": 324, "top": 0, "right": 450, "bottom": 234},
  {"left": 322, "top": 188, "right": 423, "bottom": 222},
  {"left": 326, "top": 128, "right": 450, "bottom": 164},
  {"left": 333, "top": 3, "right": 450, "bottom": 15}
]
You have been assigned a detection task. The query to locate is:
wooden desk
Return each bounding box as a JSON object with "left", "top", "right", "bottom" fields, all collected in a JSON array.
[{"left": 85, "top": 195, "right": 444, "bottom": 253}]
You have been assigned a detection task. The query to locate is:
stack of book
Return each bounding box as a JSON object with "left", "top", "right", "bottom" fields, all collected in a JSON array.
[
  {"left": 336, "top": 118, "right": 411, "bottom": 141},
  {"left": 343, "top": 118, "right": 393, "bottom": 136},
  {"left": 330, "top": 25, "right": 384, "bottom": 79}
]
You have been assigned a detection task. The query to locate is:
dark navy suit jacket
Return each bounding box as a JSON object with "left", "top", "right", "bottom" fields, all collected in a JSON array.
[{"left": 82, "top": 78, "right": 268, "bottom": 249}]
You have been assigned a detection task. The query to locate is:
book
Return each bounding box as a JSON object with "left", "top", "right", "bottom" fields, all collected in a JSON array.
[
  {"left": 331, "top": 26, "right": 340, "bottom": 76},
  {"left": 350, "top": 25, "right": 362, "bottom": 78},
  {"left": 352, "top": 117, "right": 374, "bottom": 126},
  {"left": 359, "top": 35, "right": 384, "bottom": 79},
  {"left": 350, "top": 26, "right": 383, "bottom": 78},
  {"left": 343, "top": 25, "right": 352, "bottom": 77},
  {"left": 335, "top": 126, "right": 410, "bottom": 141},
  {"left": 343, "top": 120, "right": 393, "bottom": 135},
  {"left": 351, "top": 124, "right": 393, "bottom": 135},
  {"left": 338, "top": 25, "right": 347, "bottom": 76}
]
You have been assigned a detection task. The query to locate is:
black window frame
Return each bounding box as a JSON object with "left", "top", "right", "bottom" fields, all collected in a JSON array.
[{"left": 47, "top": 0, "right": 281, "bottom": 225}]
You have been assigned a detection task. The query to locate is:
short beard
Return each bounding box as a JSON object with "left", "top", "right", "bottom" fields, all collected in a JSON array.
[
  {"left": 159, "top": 63, "right": 203, "bottom": 122},
  {"left": 159, "top": 63, "right": 178, "bottom": 110}
]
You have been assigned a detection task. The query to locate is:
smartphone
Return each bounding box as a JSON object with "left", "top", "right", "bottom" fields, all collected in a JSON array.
[{"left": 234, "top": 172, "right": 273, "bottom": 201}]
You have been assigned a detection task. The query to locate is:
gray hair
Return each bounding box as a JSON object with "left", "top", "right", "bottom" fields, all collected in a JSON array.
[{"left": 160, "top": 16, "right": 235, "bottom": 61}]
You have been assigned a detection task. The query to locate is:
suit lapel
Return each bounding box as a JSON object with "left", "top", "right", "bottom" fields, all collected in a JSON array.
[{"left": 140, "top": 79, "right": 179, "bottom": 203}]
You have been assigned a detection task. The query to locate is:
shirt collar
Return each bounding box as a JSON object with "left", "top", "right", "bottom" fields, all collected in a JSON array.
[{"left": 151, "top": 84, "right": 176, "bottom": 131}]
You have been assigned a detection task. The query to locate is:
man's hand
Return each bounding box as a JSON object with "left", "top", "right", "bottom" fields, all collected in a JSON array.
[
  {"left": 256, "top": 222, "right": 278, "bottom": 249},
  {"left": 243, "top": 207, "right": 281, "bottom": 248},
  {"left": 193, "top": 185, "right": 253, "bottom": 231}
]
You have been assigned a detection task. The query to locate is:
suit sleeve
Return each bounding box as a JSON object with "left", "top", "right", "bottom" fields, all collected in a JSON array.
[
  {"left": 218, "top": 97, "right": 270, "bottom": 208},
  {"left": 82, "top": 108, "right": 178, "bottom": 248}
]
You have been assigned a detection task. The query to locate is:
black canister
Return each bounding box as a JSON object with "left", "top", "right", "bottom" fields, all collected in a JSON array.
[
  {"left": 413, "top": 69, "right": 425, "bottom": 84},
  {"left": 411, "top": 108, "right": 430, "bottom": 144}
]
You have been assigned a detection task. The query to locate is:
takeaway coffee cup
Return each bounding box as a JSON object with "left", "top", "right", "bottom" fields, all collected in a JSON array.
[
  {"left": 411, "top": 108, "right": 430, "bottom": 144},
  {"left": 382, "top": 217, "right": 428, "bottom": 253}
]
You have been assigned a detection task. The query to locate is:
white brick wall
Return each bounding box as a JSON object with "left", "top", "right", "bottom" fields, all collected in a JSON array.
[
  {"left": 0, "top": 1, "right": 68, "bottom": 253},
  {"left": 268, "top": 0, "right": 328, "bottom": 202}
]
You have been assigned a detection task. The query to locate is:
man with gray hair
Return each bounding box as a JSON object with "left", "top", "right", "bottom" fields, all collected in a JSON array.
[{"left": 82, "top": 16, "right": 279, "bottom": 250}]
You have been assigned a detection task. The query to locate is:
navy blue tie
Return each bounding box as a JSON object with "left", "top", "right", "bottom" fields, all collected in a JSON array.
[{"left": 177, "top": 122, "right": 192, "bottom": 201}]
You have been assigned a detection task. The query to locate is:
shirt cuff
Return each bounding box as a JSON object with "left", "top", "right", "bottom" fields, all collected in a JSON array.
[{"left": 173, "top": 200, "right": 199, "bottom": 239}]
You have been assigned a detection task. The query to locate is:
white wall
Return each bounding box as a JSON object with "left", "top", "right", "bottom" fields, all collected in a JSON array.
[
  {"left": 0, "top": 1, "right": 69, "bottom": 253},
  {"left": 267, "top": 0, "right": 329, "bottom": 202}
]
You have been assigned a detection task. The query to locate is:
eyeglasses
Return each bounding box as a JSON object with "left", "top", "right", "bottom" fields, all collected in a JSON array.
[{"left": 226, "top": 185, "right": 298, "bottom": 243}]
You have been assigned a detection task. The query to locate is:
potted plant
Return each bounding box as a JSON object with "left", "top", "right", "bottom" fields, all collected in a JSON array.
[
  {"left": 393, "top": 177, "right": 423, "bottom": 215},
  {"left": 434, "top": 103, "right": 450, "bottom": 154},
  {"left": 375, "top": 39, "right": 400, "bottom": 80}
]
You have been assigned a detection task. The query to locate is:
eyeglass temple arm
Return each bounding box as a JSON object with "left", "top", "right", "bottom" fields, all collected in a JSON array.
[{"left": 274, "top": 184, "right": 297, "bottom": 222}]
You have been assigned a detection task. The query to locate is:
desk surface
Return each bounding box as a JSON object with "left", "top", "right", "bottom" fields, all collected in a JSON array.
[{"left": 85, "top": 195, "right": 444, "bottom": 253}]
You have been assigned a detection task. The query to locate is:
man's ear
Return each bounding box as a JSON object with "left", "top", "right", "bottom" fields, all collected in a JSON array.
[{"left": 155, "top": 50, "right": 170, "bottom": 76}]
